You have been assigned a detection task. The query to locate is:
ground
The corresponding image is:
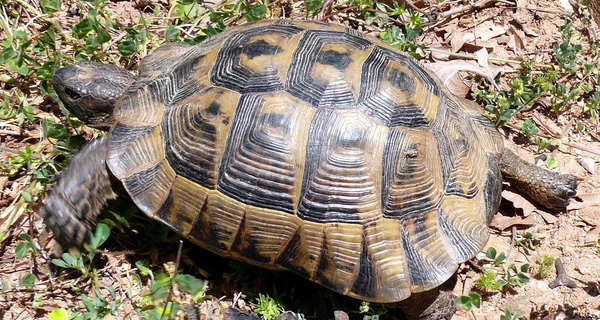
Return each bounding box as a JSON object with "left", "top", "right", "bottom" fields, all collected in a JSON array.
[{"left": 0, "top": 0, "right": 599, "bottom": 319}]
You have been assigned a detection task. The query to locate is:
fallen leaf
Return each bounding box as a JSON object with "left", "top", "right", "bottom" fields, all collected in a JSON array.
[
  {"left": 450, "top": 31, "right": 476, "bottom": 53},
  {"left": 490, "top": 213, "right": 537, "bottom": 231},
  {"left": 475, "top": 48, "right": 489, "bottom": 68},
  {"left": 567, "top": 193, "right": 600, "bottom": 210},
  {"left": 502, "top": 190, "right": 537, "bottom": 216},
  {"left": 473, "top": 21, "right": 507, "bottom": 42},
  {"left": 577, "top": 156, "right": 596, "bottom": 174},
  {"left": 429, "top": 43, "right": 452, "bottom": 61},
  {"left": 426, "top": 60, "right": 498, "bottom": 97},
  {"left": 585, "top": 227, "right": 600, "bottom": 245},
  {"left": 507, "top": 26, "right": 526, "bottom": 53},
  {"left": 502, "top": 190, "right": 558, "bottom": 223}
]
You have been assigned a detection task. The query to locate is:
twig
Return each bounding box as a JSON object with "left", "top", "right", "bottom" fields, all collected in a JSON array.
[{"left": 161, "top": 240, "right": 184, "bottom": 320}]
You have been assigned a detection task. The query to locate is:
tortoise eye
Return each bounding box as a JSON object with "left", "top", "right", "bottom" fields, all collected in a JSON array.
[{"left": 64, "top": 87, "right": 81, "bottom": 100}]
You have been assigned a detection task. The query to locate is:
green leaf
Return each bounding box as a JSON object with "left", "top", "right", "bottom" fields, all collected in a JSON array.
[
  {"left": 165, "top": 26, "right": 180, "bottom": 41},
  {"left": 43, "top": 119, "right": 71, "bottom": 140},
  {"left": 305, "top": 0, "right": 323, "bottom": 13},
  {"left": 51, "top": 258, "right": 68, "bottom": 268},
  {"left": 136, "top": 260, "right": 152, "bottom": 277},
  {"left": 149, "top": 281, "right": 170, "bottom": 301},
  {"left": 73, "top": 19, "right": 93, "bottom": 39},
  {"left": 456, "top": 292, "right": 481, "bottom": 311},
  {"left": 62, "top": 252, "right": 78, "bottom": 266},
  {"left": 89, "top": 223, "right": 110, "bottom": 250},
  {"left": 495, "top": 252, "right": 507, "bottom": 265},
  {"left": 41, "top": 0, "right": 61, "bottom": 14},
  {"left": 22, "top": 190, "right": 32, "bottom": 202},
  {"left": 175, "top": 274, "right": 207, "bottom": 302},
  {"left": 48, "top": 308, "right": 71, "bottom": 320},
  {"left": 485, "top": 247, "right": 497, "bottom": 259},
  {"left": 15, "top": 241, "right": 29, "bottom": 259},
  {"left": 244, "top": 3, "right": 267, "bottom": 21},
  {"left": 20, "top": 273, "right": 36, "bottom": 288},
  {"left": 521, "top": 119, "right": 539, "bottom": 138},
  {"left": 546, "top": 157, "right": 558, "bottom": 169},
  {"left": 13, "top": 29, "right": 28, "bottom": 40},
  {"left": 117, "top": 40, "right": 137, "bottom": 56}
]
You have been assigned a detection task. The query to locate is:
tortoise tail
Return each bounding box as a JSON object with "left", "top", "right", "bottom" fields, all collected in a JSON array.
[{"left": 40, "top": 137, "right": 118, "bottom": 248}]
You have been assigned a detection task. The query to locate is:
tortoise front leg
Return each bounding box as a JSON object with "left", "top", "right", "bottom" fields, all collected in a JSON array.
[{"left": 40, "top": 137, "right": 118, "bottom": 247}]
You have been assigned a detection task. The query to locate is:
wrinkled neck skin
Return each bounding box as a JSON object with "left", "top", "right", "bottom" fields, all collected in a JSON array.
[{"left": 52, "top": 61, "right": 134, "bottom": 130}]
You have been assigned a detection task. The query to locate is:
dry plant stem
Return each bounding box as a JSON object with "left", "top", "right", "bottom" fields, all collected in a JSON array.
[
  {"left": 425, "top": 48, "right": 554, "bottom": 69},
  {"left": 161, "top": 240, "right": 184, "bottom": 319}
]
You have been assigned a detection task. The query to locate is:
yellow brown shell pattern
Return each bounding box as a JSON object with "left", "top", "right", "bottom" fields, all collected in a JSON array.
[{"left": 106, "top": 19, "right": 504, "bottom": 303}]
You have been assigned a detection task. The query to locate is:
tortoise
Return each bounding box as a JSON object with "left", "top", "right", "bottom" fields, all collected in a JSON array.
[{"left": 42, "top": 19, "right": 578, "bottom": 310}]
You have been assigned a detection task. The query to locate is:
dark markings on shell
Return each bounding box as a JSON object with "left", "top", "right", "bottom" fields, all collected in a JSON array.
[
  {"left": 218, "top": 94, "right": 297, "bottom": 214},
  {"left": 381, "top": 129, "right": 439, "bottom": 221},
  {"left": 211, "top": 25, "right": 303, "bottom": 93},
  {"left": 401, "top": 219, "right": 430, "bottom": 287},
  {"left": 110, "top": 123, "right": 155, "bottom": 147},
  {"left": 314, "top": 234, "right": 348, "bottom": 295},
  {"left": 125, "top": 164, "right": 161, "bottom": 208},
  {"left": 437, "top": 208, "right": 481, "bottom": 261},
  {"left": 276, "top": 228, "right": 311, "bottom": 279},
  {"left": 297, "top": 109, "right": 375, "bottom": 224},
  {"left": 230, "top": 215, "right": 272, "bottom": 264},
  {"left": 188, "top": 200, "right": 228, "bottom": 250},
  {"left": 387, "top": 69, "right": 415, "bottom": 92},
  {"left": 443, "top": 138, "right": 479, "bottom": 199},
  {"left": 208, "top": 220, "right": 233, "bottom": 251},
  {"left": 206, "top": 101, "right": 222, "bottom": 116},
  {"left": 350, "top": 238, "right": 376, "bottom": 298},
  {"left": 156, "top": 55, "right": 204, "bottom": 105},
  {"left": 286, "top": 30, "right": 371, "bottom": 107},
  {"left": 344, "top": 27, "right": 364, "bottom": 38},
  {"left": 242, "top": 39, "right": 282, "bottom": 59},
  {"left": 155, "top": 190, "right": 174, "bottom": 228},
  {"left": 163, "top": 104, "right": 219, "bottom": 189},
  {"left": 357, "top": 46, "right": 433, "bottom": 128},
  {"left": 316, "top": 50, "right": 353, "bottom": 70},
  {"left": 483, "top": 154, "right": 503, "bottom": 223}
]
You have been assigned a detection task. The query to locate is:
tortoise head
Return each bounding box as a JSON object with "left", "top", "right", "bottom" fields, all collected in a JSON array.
[{"left": 52, "top": 60, "right": 135, "bottom": 130}]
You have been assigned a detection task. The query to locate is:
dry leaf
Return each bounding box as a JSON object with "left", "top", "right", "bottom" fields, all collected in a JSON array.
[
  {"left": 507, "top": 25, "right": 526, "bottom": 53},
  {"left": 474, "top": 48, "right": 489, "bottom": 68},
  {"left": 450, "top": 31, "right": 476, "bottom": 53},
  {"left": 473, "top": 21, "right": 507, "bottom": 42},
  {"left": 490, "top": 213, "right": 537, "bottom": 231},
  {"left": 577, "top": 156, "right": 596, "bottom": 174},
  {"left": 429, "top": 43, "right": 452, "bottom": 61},
  {"left": 502, "top": 190, "right": 537, "bottom": 216},
  {"left": 426, "top": 60, "right": 498, "bottom": 97},
  {"left": 585, "top": 227, "right": 600, "bottom": 245},
  {"left": 567, "top": 193, "right": 600, "bottom": 210}
]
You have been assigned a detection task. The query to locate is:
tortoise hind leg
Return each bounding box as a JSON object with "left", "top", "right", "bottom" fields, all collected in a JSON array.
[
  {"left": 498, "top": 149, "right": 579, "bottom": 209},
  {"left": 40, "top": 137, "right": 118, "bottom": 247}
]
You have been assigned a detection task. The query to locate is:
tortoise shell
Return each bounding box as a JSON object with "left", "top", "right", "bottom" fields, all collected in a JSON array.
[{"left": 106, "top": 19, "right": 504, "bottom": 303}]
